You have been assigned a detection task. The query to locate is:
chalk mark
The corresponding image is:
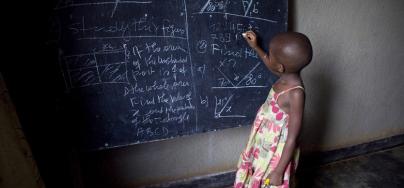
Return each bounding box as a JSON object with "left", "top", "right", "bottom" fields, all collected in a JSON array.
[
  {"left": 199, "top": 0, "right": 212, "bottom": 13},
  {"left": 58, "top": 49, "right": 70, "bottom": 90},
  {"left": 216, "top": 115, "right": 246, "bottom": 118},
  {"left": 235, "top": 62, "right": 261, "bottom": 86},
  {"left": 64, "top": 50, "right": 124, "bottom": 58},
  {"left": 214, "top": 94, "right": 246, "bottom": 118},
  {"left": 77, "top": 35, "right": 187, "bottom": 40},
  {"left": 123, "top": 43, "right": 130, "bottom": 85},
  {"left": 192, "top": 12, "right": 277, "bottom": 23},
  {"left": 244, "top": 0, "right": 253, "bottom": 16},
  {"left": 212, "top": 86, "right": 267, "bottom": 89},
  {"left": 93, "top": 52, "right": 102, "bottom": 82},
  {"left": 214, "top": 62, "right": 262, "bottom": 88},
  {"left": 111, "top": 0, "right": 120, "bottom": 17},
  {"left": 216, "top": 67, "right": 236, "bottom": 87},
  {"left": 217, "top": 94, "right": 234, "bottom": 116},
  {"left": 66, "top": 62, "right": 126, "bottom": 72},
  {"left": 55, "top": 1, "right": 152, "bottom": 10},
  {"left": 63, "top": 49, "right": 130, "bottom": 88}
]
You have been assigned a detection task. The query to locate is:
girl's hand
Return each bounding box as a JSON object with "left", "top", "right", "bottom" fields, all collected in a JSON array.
[
  {"left": 267, "top": 170, "right": 284, "bottom": 186},
  {"left": 242, "top": 31, "right": 259, "bottom": 49}
]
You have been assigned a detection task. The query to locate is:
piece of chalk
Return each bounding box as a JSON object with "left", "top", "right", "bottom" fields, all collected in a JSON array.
[{"left": 242, "top": 33, "right": 247, "bottom": 37}]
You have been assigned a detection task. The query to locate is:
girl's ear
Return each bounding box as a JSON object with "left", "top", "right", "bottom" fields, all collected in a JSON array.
[{"left": 278, "top": 64, "right": 285, "bottom": 73}]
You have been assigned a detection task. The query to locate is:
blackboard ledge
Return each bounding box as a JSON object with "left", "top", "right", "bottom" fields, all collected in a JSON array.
[{"left": 86, "top": 125, "right": 249, "bottom": 152}]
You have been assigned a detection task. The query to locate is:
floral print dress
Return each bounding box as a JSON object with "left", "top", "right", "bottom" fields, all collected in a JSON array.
[{"left": 234, "top": 86, "right": 303, "bottom": 188}]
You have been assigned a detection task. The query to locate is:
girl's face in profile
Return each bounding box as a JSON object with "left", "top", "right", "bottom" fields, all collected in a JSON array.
[{"left": 268, "top": 47, "right": 284, "bottom": 74}]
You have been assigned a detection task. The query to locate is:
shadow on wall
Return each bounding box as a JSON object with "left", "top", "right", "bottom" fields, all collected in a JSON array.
[
  {"left": 288, "top": 0, "right": 337, "bottom": 154},
  {"left": 301, "top": 52, "right": 339, "bottom": 153},
  {"left": 288, "top": 0, "right": 339, "bottom": 186},
  {"left": 295, "top": 45, "right": 339, "bottom": 188},
  {"left": 295, "top": 46, "right": 340, "bottom": 187},
  {"left": 288, "top": 0, "right": 295, "bottom": 31},
  {"left": 302, "top": 70, "right": 336, "bottom": 153}
]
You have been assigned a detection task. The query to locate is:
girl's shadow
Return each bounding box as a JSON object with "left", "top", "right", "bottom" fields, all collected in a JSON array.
[
  {"left": 295, "top": 69, "right": 336, "bottom": 188},
  {"left": 288, "top": 0, "right": 338, "bottom": 186}
]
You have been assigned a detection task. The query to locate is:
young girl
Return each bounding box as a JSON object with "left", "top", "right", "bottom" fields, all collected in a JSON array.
[{"left": 234, "top": 31, "right": 312, "bottom": 188}]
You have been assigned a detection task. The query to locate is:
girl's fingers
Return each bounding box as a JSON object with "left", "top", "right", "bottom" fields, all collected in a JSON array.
[
  {"left": 243, "top": 33, "right": 254, "bottom": 41},
  {"left": 242, "top": 31, "right": 255, "bottom": 40},
  {"left": 246, "top": 31, "right": 256, "bottom": 37},
  {"left": 242, "top": 32, "right": 248, "bottom": 38}
]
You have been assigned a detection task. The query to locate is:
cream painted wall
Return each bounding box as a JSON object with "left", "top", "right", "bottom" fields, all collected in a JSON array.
[
  {"left": 81, "top": 1, "right": 404, "bottom": 187},
  {"left": 296, "top": 0, "right": 404, "bottom": 151}
]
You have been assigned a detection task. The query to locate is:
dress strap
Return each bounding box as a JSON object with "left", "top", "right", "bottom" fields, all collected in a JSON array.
[{"left": 275, "top": 86, "right": 304, "bottom": 102}]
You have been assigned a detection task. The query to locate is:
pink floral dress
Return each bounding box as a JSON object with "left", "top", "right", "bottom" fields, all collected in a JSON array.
[{"left": 234, "top": 86, "right": 303, "bottom": 188}]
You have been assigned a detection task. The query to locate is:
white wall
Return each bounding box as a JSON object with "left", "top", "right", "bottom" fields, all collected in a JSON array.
[{"left": 81, "top": 1, "right": 404, "bottom": 186}]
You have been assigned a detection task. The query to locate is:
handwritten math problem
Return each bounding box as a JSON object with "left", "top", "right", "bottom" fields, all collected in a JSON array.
[{"left": 54, "top": 0, "right": 287, "bottom": 150}]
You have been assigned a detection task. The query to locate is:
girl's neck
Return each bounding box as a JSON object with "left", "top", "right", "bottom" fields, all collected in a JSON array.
[
  {"left": 278, "top": 73, "right": 300, "bottom": 83},
  {"left": 274, "top": 73, "right": 302, "bottom": 90}
]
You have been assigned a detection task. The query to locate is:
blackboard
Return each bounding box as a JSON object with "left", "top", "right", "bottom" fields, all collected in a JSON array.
[{"left": 52, "top": 0, "right": 287, "bottom": 150}]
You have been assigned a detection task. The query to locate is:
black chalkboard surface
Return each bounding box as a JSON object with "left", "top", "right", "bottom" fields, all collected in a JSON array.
[{"left": 53, "top": 0, "right": 287, "bottom": 150}]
